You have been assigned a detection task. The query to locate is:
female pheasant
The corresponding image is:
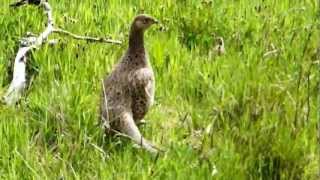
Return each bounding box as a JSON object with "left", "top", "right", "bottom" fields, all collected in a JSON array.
[{"left": 100, "top": 14, "right": 159, "bottom": 154}]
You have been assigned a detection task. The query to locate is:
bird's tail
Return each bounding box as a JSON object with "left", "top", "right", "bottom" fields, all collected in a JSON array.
[{"left": 119, "top": 112, "right": 159, "bottom": 154}]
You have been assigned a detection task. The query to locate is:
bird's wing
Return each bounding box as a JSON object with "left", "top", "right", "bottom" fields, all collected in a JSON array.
[{"left": 129, "top": 68, "right": 154, "bottom": 99}]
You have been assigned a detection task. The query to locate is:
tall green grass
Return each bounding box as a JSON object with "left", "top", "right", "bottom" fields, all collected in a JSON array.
[{"left": 0, "top": 0, "right": 319, "bottom": 179}]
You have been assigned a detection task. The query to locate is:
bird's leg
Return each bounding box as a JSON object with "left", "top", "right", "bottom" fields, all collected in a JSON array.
[{"left": 119, "top": 111, "right": 158, "bottom": 154}]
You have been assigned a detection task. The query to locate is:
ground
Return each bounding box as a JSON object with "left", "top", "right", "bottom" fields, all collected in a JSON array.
[{"left": 0, "top": 0, "right": 319, "bottom": 179}]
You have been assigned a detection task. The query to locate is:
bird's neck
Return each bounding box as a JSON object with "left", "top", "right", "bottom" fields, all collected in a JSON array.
[{"left": 128, "top": 27, "right": 145, "bottom": 52}]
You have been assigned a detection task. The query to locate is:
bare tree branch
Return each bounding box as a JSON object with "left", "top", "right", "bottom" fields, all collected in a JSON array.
[
  {"left": 2, "top": 2, "right": 121, "bottom": 105},
  {"left": 53, "top": 28, "right": 122, "bottom": 45},
  {"left": 3, "top": 2, "right": 53, "bottom": 105}
]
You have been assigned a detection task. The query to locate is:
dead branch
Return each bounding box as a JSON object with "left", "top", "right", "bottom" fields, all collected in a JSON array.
[
  {"left": 53, "top": 28, "right": 122, "bottom": 45},
  {"left": 2, "top": 1, "right": 121, "bottom": 105},
  {"left": 3, "top": 2, "right": 54, "bottom": 105}
]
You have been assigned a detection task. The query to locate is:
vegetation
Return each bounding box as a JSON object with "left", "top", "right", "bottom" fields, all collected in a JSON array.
[{"left": 0, "top": 0, "right": 319, "bottom": 179}]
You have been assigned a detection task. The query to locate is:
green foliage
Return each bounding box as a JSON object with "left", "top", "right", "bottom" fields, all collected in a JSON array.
[{"left": 0, "top": 0, "right": 319, "bottom": 179}]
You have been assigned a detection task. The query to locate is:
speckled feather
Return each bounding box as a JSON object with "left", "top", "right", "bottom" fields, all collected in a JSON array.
[{"left": 101, "top": 48, "right": 155, "bottom": 129}]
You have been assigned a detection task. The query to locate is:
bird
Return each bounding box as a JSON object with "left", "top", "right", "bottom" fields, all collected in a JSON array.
[
  {"left": 9, "top": 0, "right": 43, "bottom": 7},
  {"left": 100, "top": 14, "right": 159, "bottom": 154},
  {"left": 214, "top": 37, "right": 225, "bottom": 56},
  {"left": 208, "top": 36, "right": 225, "bottom": 60}
]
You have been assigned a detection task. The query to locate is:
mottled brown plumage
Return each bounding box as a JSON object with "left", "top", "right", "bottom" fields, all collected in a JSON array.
[{"left": 100, "top": 14, "right": 158, "bottom": 154}]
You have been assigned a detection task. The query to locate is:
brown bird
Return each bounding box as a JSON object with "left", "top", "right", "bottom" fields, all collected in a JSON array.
[
  {"left": 100, "top": 14, "right": 159, "bottom": 154},
  {"left": 208, "top": 36, "right": 225, "bottom": 60},
  {"left": 214, "top": 37, "right": 225, "bottom": 56}
]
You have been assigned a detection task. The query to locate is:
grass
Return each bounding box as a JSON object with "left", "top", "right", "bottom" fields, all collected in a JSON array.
[{"left": 0, "top": 0, "right": 319, "bottom": 179}]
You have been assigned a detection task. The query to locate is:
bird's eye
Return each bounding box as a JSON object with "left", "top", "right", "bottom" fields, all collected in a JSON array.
[{"left": 143, "top": 19, "right": 148, "bottom": 24}]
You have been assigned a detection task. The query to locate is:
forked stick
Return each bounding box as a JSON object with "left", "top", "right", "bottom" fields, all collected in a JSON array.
[{"left": 2, "top": 1, "right": 121, "bottom": 105}]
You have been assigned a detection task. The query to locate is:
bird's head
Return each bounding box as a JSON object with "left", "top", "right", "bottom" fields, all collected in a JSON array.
[
  {"left": 131, "top": 14, "right": 158, "bottom": 31},
  {"left": 215, "top": 37, "right": 224, "bottom": 46}
]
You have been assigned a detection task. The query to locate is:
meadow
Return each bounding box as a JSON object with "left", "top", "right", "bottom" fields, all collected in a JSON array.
[{"left": 0, "top": 0, "right": 319, "bottom": 179}]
